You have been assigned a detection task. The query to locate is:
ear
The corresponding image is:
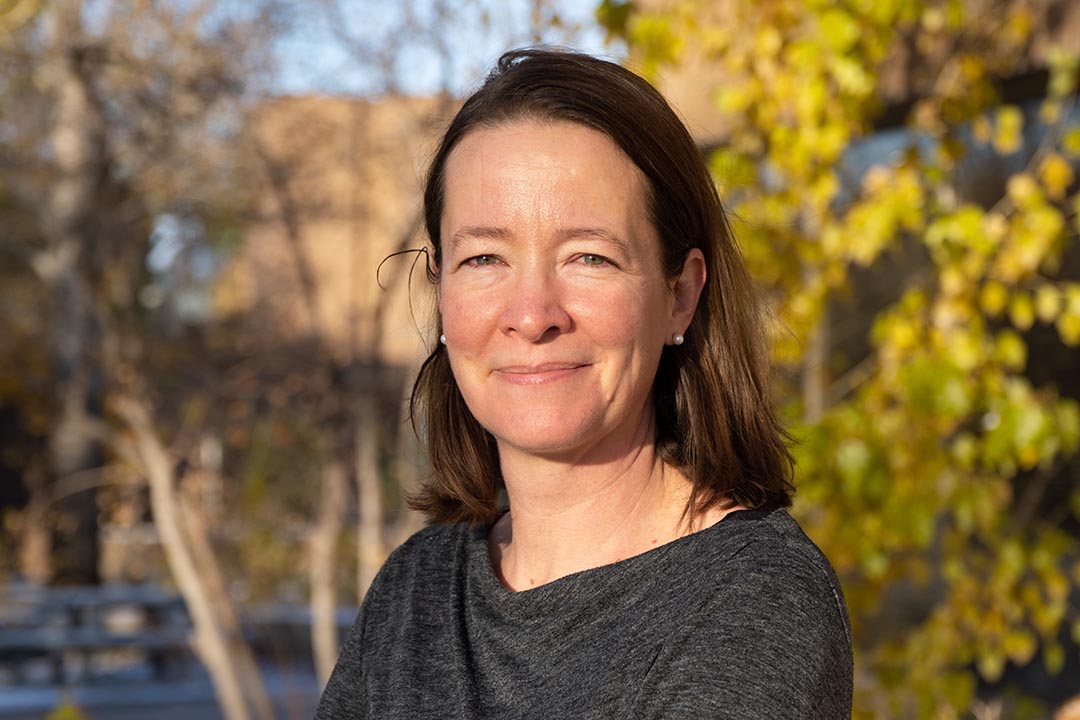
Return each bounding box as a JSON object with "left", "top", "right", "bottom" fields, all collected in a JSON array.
[{"left": 670, "top": 248, "right": 706, "bottom": 335}]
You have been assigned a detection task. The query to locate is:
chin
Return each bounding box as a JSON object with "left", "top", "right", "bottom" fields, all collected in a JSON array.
[{"left": 484, "top": 410, "right": 601, "bottom": 458}]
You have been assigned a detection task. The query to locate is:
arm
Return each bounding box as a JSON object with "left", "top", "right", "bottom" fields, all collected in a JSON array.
[
  {"left": 313, "top": 599, "right": 370, "bottom": 720},
  {"left": 312, "top": 526, "right": 444, "bottom": 719}
]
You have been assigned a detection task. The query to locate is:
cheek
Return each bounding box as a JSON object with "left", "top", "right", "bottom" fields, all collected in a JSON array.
[
  {"left": 567, "top": 281, "right": 671, "bottom": 345},
  {"left": 440, "top": 288, "right": 500, "bottom": 351}
]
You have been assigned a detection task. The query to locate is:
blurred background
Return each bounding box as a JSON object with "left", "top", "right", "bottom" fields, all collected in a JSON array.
[{"left": 0, "top": 0, "right": 1078, "bottom": 718}]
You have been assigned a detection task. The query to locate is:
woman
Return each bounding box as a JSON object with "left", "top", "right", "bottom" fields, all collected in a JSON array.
[{"left": 317, "top": 49, "right": 852, "bottom": 719}]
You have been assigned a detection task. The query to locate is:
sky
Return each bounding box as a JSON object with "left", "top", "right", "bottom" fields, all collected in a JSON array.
[{"left": 270, "top": 0, "right": 618, "bottom": 97}]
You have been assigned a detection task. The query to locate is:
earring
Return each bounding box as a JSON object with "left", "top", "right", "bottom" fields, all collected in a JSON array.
[
  {"left": 439, "top": 334, "right": 447, "bottom": 345},
  {"left": 672, "top": 333, "right": 684, "bottom": 346}
]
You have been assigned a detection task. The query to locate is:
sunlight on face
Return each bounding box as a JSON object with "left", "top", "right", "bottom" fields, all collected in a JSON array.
[{"left": 438, "top": 120, "right": 681, "bottom": 463}]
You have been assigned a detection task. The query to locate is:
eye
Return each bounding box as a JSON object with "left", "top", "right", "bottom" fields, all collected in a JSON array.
[
  {"left": 464, "top": 254, "right": 501, "bottom": 267},
  {"left": 579, "top": 254, "right": 613, "bottom": 267}
]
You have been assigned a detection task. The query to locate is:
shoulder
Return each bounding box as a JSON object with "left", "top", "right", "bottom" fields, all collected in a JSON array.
[
  {"left": 717, "top": 510, "right": 849, "bottom": 626},
  {"left": 698, "top": 509, "right": 851, "bottom": 650},
  {"left": 365, "top": 522, "right": 474, "bottom": 604},
  {"left": 379, "top": 522, "right": 472, "bottom": 572},
  {"left": 316, "top": 522, "right": 475, "bottom": 717},
  {"left": 639, "top": 509, "right": 853, "bottom": 718}
]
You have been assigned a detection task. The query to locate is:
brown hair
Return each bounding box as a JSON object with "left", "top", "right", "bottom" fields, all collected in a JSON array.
[{"left": 410, "top": 48, "right": 793, "bottom": 525}]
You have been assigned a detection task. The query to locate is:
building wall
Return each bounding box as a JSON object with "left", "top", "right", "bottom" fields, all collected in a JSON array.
[{"left": 215, "top": 94, "right": 457, "bottom": 368}]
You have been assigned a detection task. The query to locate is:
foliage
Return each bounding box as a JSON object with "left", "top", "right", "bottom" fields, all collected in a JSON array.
[
  {"left": 0, "top": 0, "right": 317, "bottom": 604},
  {"left": 601, "top": 0, "right": 1080, "bottom": 715}
]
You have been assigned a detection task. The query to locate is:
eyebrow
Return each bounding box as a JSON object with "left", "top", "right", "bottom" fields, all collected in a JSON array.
[
  {"left": 555, "top": 227, "right": 630, "bottom": 250},
  {"left": 449, "top": 226, "right": 630, "bottom": 251},
  {"left": 449, "top": 226, "right": 512, "bottom": 250}
]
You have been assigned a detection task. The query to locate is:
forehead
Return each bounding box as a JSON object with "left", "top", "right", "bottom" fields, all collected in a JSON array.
[{"left": 440, "top": 119, "right": 651, "bottom": 235}]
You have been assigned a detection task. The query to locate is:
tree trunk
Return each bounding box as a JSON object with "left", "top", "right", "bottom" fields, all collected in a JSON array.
[
  {"left": 39, "top": 0, "right": 105, "bottom": 586},
  {"left": 803, "top": 313, "right": 830, "bottom": 424},
  {"left": 17, "top": 467, "right": 52, "bottom": 583},
  {"left": 177, "top": 485, "right": 276, "bottom": 720},
  {"left": 310, "top": 460, "right": 347, "bottom": 685},
  {"left": 799, "top": 204, "right": 829, "bottom": 423},
  {"left": 116, "top": 396, "right": 255, "bottom": 720},
  {"left": 49, "top": 367, "right": 103, "bottom": 584},
  {"left": 356, "top": 395, "right": 382, "bottom": 602}
]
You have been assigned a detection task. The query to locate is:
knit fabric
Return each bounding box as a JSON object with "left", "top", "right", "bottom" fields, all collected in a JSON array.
[{"left": 315, "top": 509, "right": 853, "bottom": 719}]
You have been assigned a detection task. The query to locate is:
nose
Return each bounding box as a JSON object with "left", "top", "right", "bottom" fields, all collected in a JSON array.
[{"left": 499, "top": 269, "right": 572, "bottom": 342}]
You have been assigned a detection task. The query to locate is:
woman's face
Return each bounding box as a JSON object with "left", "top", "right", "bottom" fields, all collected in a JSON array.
[{"left": 438, "top": 119, "right": 702, "bottom": 462}]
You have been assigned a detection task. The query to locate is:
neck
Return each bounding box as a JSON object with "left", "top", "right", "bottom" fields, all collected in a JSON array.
[{"left": 489, "top": 420, "right": 701, "bottom": 591}]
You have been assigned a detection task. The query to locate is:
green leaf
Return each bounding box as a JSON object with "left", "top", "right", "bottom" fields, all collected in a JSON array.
[
  {"left": 595, "top": 0, "right": 636, "bottom": 40},
  {"left": 1043, "top": 642, "right": 1065, "bottom": 675}
]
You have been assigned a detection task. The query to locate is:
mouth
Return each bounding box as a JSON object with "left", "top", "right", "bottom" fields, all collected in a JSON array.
[{"left": 493, "top": 362, "right": 589, "bottom": 385}]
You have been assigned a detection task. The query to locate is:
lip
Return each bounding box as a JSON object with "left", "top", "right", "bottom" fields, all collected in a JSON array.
[{"left": 493, "top": 362, "right": 589, "bottom": 385}]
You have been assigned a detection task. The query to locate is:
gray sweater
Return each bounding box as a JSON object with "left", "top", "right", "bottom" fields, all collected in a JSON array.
[{"left": 315, "top": 509, "right": 853, "bottom": 719}]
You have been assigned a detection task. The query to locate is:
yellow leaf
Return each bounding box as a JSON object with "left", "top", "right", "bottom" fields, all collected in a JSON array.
[
  {"left": 811, "top": 172, "right": 839, "bottom": 206},
  {"left": 972, "top": 115, "right": 992, "bottom": 144},
  {"left": 755, "top": 26, "right": 782, "bottom": 57},
  {"left": 1039, "top": 99, "right": 1061, "bottom": 124},
  {"left": 862, "top": 165, "right": 891, "bottom": 194},
  {"left": 1003, "top": 628, "right": 1036, "bottom": 664},
  {"left": 1035, "top": 284, "right": 1062, "bottom": 323},
  {"left": 1047, "top": 46, "right": 1079, "bottom": 98},
  {"left": 1005, "top": 7, "right": 1034, "bottom": 43},
  {"left": 716, "top": 84, "right": 757, "bottom": 114},
  {"left": 1009, "top": 292, "right": 1035, "bottom": 330},
  {"left": 1063, "top": 126, "right": 1080, "bottom": 158},
  {"left": 921, "top": 6, "right": 946, "bottom": 32},
  {"left": 1018, "top": 443, "right": 1040, "bottom": 469},
  {"left": 1066, "top": 284, "right": 1080, "bottom": 315},
  {"left": 1057, "top": 313, "right": 1080, "bottom": 346},
  {"left": 982, "top": 212, "right": 1009, "bottom": 241},
  {"left": 994, "top": 330, "right": 1027, "bottom": 370},
  {"left": 977, "top": 650, "right": 1006, "bottom": 682},
  {"left": 948, "top": 329, "right": 982, "bottom": 371},
  {"left": 1006, "top": 173, "right": 1040, "bottom": 208},
  {"left": 940, "top": 267, "right": 965, "bottom": 296},
  {"left": 1038, "top": 153, "right": 1075, "bottom": 201},
  {"left": 980, "top": 281, "right": 1008, "bottom": 316},
  {"left": 830, "top": 56, "right": 873, "bottom": 96},
  {"left": 951, "top": 433, "right": 977, "bottom": 469},
  {"left": 994, "top": 106, "right": 1025, "bottom": 155},
  {"left": 819, "top": 9, "right": 860, "bottom": 53}
]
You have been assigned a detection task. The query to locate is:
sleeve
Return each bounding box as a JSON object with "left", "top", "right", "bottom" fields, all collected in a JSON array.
[
  {"left": 635, "top": 547, "right": 853, "bottom": 719},
  {"left": 312, "top": 527, "right": 439, "bottom": 719},
  {"left": 313, "top": 592, "right": 372, "bottom": 720}
]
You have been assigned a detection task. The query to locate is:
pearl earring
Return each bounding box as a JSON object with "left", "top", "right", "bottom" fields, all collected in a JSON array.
[
  {"left": 439, "top": 334, "right": 447, "bottom": 345},
  {"left": 672, "top": 333, "right": 684, "bottom": 346}
]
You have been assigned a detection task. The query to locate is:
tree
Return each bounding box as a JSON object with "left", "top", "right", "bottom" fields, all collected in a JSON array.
[
  {"left": 601, "top": 0, "right": 1080, "bottom": 715},
  {"left": 0, "top": 1, "right": 284, "bottom": 717}
]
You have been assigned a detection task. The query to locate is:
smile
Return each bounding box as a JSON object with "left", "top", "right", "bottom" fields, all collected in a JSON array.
[{"left": 493, "top": 363, "right": 589, "bottom": 386}]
